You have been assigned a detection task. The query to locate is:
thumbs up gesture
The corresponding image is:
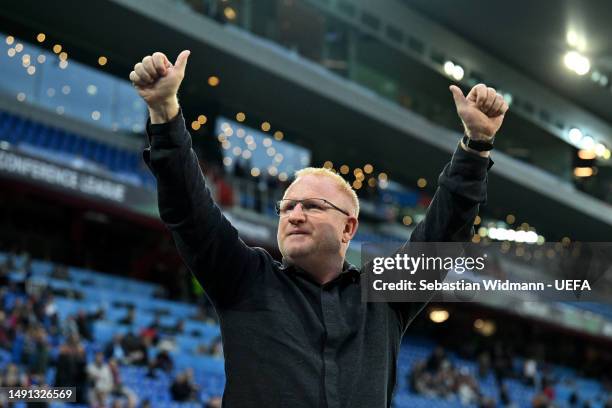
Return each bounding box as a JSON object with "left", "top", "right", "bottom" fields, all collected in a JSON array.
[
  {"left": 449, "top": 84, "right": 509, "bottom": 142},
  {"left": 129, "top": 50, "right": 191, "bottom": 122}
]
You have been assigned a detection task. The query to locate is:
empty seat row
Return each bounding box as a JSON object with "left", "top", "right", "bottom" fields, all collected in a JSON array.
[{"left": 0, "top": 110, "right": 155, "bottom": 188}]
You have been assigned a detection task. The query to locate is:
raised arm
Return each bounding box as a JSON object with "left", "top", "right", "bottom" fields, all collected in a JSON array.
[
  {"left": 130, "top": 51, "right": 260, "bottom": 307},
  {"left": 411, "top": 83, "right": 508, "bottom": 242},
  {"left": 395, "top": 84, "right": 508, "bottom": 329}
]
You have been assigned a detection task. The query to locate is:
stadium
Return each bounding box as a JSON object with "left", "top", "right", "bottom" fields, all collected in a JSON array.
[{"left": 0, "top": 0, "right": 611, "bottom": 407}]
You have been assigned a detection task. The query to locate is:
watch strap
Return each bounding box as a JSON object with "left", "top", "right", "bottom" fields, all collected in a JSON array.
[{"left": 462, "top": 135, "right": 494, "bottom": 152}]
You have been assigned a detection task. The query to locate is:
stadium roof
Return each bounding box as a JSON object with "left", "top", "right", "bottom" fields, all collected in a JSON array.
[
  {"left": 1, "top": 0, "right": 611, "bottom": 240},
  {"left": 401, "top": 0, "right": 612, "bottom": 125}
]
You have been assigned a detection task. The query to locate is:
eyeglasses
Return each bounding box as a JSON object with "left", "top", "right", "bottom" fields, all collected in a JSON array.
[{"left": 275, "top": 198, "right": 350, "bottom": 217}]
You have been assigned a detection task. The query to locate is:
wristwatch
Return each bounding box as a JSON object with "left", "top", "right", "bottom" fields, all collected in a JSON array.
[{"left": 462, "top": 135, "right": 494, "bottom": 152}]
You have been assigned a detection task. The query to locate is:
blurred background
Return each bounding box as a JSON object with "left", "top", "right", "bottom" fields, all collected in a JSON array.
[{"left": 0, "top": 0, "right": 611, "bottom": 407}]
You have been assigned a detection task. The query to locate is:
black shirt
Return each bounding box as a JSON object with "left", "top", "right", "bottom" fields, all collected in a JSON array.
[{"left": 143, "top": 112, "right": 491, "bottom": 408}]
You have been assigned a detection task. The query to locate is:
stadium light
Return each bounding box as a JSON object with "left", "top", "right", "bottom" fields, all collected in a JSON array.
[
  {"left": 208, "top": 76, "right": 220, "bottom": 86},
  {"left": 566, "top": 30, "right": 586, "bottom": 51},
  {"left": 224, "top": 7, "right": 237, "bottom": 20},
  {"left": 580, "top": 135, "right": 594, "bottom": 150},
  {"left": 564, "top": 51, "right": 590, "bottom": 75},
  {"left": 487, "top": 227, "right": 539, "bottom": 244},
  {"left": 594, "top": 143, "right": 606, "bottom": 157},
  {"left": 452, "top": 65, "right": 464, "bottom": 81},
  {"left": 502, "top": 93, "right": 513, "bottom": 105},
  {"left": 443, "top": 61, "right": 454, "bottom": 76},
  {"left": 578, "top": 149, "right": 596, "bottom": 160},
  {"left": 568, "top": 127, "right": 583, "bottom": 144},
  {"left": 574, "top": 167, "right": 593, "bottom": 177},
  {"left": 429, "top": 309, "right": 449, "bottom": 323}
]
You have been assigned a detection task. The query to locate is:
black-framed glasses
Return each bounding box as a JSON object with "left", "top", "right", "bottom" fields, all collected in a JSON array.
[{"left": 275, "top": 198, "right": 350, "bottom": 217}]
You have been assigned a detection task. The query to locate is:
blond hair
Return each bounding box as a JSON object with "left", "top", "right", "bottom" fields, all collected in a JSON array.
[{"left": 290, "top": 167, "right": 360, "bottom": 217}]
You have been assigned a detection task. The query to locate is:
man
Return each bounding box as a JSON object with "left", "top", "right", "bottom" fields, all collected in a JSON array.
[
  {"left": 86, "top": 352, "right": 113, "bottom": 407},
  {"left": 130, "top": 50, "right": 507, "bottom": 407}
]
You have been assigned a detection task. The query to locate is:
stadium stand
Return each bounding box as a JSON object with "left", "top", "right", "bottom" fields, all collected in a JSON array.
[{"left": 1, "top": 252, "right": 611, "bottom": 407}]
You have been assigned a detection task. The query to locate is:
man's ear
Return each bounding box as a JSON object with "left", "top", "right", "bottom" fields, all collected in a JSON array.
[{"left": 342, "top": 217, "right": 359, "bottom": 243}]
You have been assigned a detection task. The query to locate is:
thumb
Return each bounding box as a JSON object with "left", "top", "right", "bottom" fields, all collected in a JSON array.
[
  {"left": 173, "top": 50, "right": 191, "bottom": 73},
  {"left": 449, "top": 85, "right": 466, "bottom": 108}
]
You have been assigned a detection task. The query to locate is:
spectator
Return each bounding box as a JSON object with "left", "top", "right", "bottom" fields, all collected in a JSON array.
[
  {"left": 42, "top": 294, "right": 58, "bottom": 320},
  {"left": 151, "top": 348, "right": 174, "bottom": 373},
  {"left": 477, "top": 351, "right": 491, "bottom": 378},
  {"left": 523, "top": 358, "right": 538, "bottom": 387},
  {"left": 206, "top": 396, "right": 223, "bottom": 408},
  {"left": 192, "top": 303, "right": 217, "bottom": 325},
  {"left": 542, "top": 376, "right": 555, "bottom": 402},
  {"left": 1, "top": 363, "right": 27, "bottom": 387},
  {"left": 108, "top": 358, "right": 138, "bottom": 408},
  {"left": 55, "top": 333, "right": 87, "bottom": 403},
  {"left": 170, "top": 369, "right": 198, "bottom": 402},
  {"left": 0, "top": 311, "right": 11, "bottom": 349},
  {"left": 215, "top": 175, "right": 234, "bottom": 207},
  {"left": 532, "top": 392, "right": 551, "bottom": 408},
  {"left": 139, "top": 318, "right": 159, "bottom": 345},
  {"left": 493, "top": 342, "right": 513, "bottom": 383},
  {"left": 209, "top": 337, "right": 223, "bottom": 358},
  {"left": 121, "top": 332, "right": 148, "bottom": 366},
  {"left": 426, "top": 346, "right": 448, "bottom": 372},
  {"left": 61, "top": 316, "right": 79, "bottom": 339},
  {"left": 500, "top": 383, "right": 515, "bottom": 407},
  {"left": 0, "top": 263, "right": 9, "bottom": 287},
  {"left": 21, "top": 324, "right": 49, "bottom": 382},
  {"left": 568, "top": 390, "right": 578, "bottom": 406},
  {"left": 118, "top": 307, "right": 135, "bottom": 326},
  {"left": 75, "top": 310, "right": 93, "bottom": 340},
  {"left": 457, "top": 367, "right": 478, "bottom": 405},
  {"left": 409, "top": 350, "right": 486, "bottom": 404},
  {"left": 104, "top": 334, "right": 126, "bottom": 363},
  {"left": 87, "top": 352, "right": 113, "bottom": 407}
]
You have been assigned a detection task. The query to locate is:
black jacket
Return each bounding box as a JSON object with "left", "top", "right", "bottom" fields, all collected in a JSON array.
[{"left": 143, "top": 111, "right": 491, "bottom": 408}]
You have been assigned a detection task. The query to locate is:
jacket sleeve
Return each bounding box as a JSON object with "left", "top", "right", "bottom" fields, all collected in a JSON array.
[
  {"left": 393, "top": 143, "right": 492, "bottom": 330},
  {"left": 143, "top": 110, "right": 260, "bottom": 308}
]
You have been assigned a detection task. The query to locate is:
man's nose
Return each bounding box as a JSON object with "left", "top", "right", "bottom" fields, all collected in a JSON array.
[{"left": 287, "top": 203, "right": 306, "bottom": 223}]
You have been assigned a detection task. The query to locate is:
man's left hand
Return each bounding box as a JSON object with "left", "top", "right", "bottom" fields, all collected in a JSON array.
[{"left": 449, "top": 84, "right": 509, "bottom": 142}]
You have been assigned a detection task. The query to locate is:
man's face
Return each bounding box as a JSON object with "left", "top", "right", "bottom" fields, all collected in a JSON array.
[{"left": 277, "top": 175, "right": 356, "bottom": 264}]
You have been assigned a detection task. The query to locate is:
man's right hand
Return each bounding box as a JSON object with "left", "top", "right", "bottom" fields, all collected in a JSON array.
[{"left": 129, "top": 50, "right": 190, "bottom": 123}]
